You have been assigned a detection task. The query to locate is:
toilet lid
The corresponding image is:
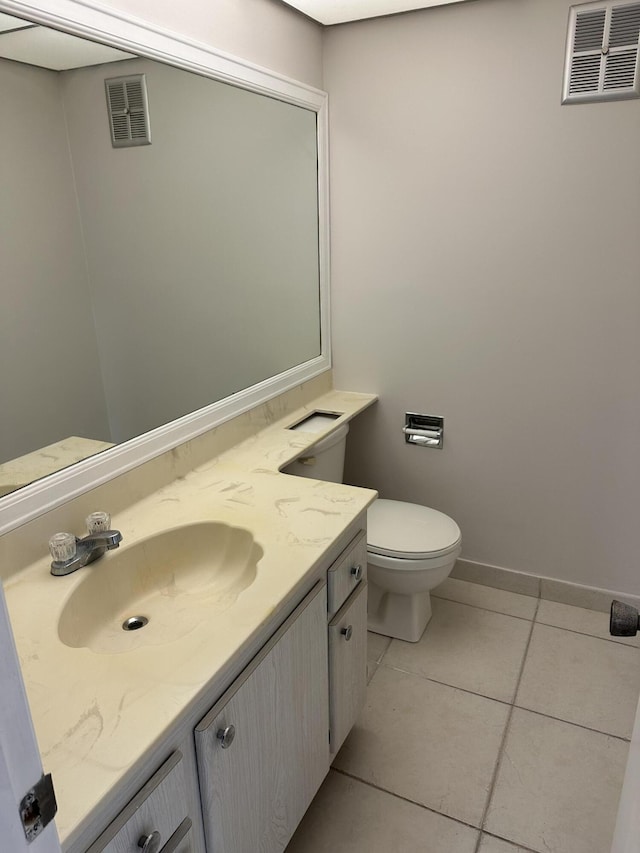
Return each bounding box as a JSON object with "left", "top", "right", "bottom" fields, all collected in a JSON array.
[{"left": 367, "top": 499, "right": 461, "bottom": 560}]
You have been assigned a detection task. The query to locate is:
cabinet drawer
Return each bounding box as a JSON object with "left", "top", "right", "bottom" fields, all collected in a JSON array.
[
  {"left": 329, "top": 582, "right": 368, "bottom": 755},
  {"left": 86, "top": 752, "right": 189, "bottom": 853},
  {"left": 327, "top": 529, "right": 367, "bottom": 618}
]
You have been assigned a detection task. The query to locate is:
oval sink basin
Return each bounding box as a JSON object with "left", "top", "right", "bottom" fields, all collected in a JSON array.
[{"left": 58, "top": 522, "right": 262, "bottom": 654}]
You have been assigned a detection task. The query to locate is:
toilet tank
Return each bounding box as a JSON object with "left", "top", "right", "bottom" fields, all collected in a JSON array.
[{"left": 283, "top": 421, "right": 349, "bottom": 483}]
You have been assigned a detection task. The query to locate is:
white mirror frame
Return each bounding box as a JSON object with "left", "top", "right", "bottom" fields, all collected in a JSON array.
[{"left": 0, "top": 0, "right": 330, "bottom": 536}]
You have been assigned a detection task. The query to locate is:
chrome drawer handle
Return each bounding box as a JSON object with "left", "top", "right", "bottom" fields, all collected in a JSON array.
[
  {"left": 341, "top": 625, "right": 353, "bottom": 641},
  {"left": 138, "top": 831, "right": 162, "bottom": 853},
  {"left": 216, "top": 724, "right": 236, "bottom": 749},
  {"left": 350, "top": 564, "right": 363, "bottom": 581}
]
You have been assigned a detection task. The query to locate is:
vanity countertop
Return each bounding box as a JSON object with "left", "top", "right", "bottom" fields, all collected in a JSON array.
[{"left": 3, "top": 389, "right": 377, "bottom": 849}]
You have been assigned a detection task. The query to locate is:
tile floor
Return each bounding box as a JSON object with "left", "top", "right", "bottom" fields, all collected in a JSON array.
[{"left": 286, "top": 578, "right": 640, "bottom": 853}]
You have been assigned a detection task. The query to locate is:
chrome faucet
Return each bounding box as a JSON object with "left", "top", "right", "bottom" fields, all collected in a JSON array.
[{"left": 49, "top": 511, "right": 123, "bottom": 577}]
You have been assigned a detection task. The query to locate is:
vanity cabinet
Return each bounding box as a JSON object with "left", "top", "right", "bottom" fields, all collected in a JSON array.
[
  {"left": 194, "top": 581, "right": 329, "bottom": 853},
  {"left": 85, "top": 752, "right": 192, "bottom": 853},
  {"left": 81, "top": 526, "right": 369, "bottom": 853}
]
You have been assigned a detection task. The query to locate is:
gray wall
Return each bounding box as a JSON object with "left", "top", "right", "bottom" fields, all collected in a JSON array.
[
  {"left": 60, "top": 58, "right": 320, "bottom": 443},
  {"left": 325, "top": 0, "right": 640, "bottom": 594},
  {"left": 0, "top": 59, "right": 110, "bottom": 463}
]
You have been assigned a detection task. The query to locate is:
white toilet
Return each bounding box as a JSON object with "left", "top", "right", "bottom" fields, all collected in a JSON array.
[{"left": 284, "top": 420, "right": 462, "bottom": 642}]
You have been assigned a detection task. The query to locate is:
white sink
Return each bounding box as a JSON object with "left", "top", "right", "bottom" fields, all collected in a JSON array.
[{"left": 57, "top": 522, "right": 262, "bottom": 654}]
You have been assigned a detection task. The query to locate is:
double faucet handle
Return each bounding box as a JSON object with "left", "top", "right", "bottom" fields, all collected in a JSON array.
[{"left": 49, "top": 511, "right": 122, "bottom": 576}]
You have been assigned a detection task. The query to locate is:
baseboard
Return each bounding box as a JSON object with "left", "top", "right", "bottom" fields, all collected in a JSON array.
[{"left": 452, "top": 558, "right": 640, "bottom": 614}]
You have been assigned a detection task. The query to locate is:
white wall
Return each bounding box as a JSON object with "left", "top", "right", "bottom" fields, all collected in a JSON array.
[
  {"left": 0, "top": 59, "right": 110, "bottom": 463},
  {"left": 325, "top": 0, "right": 640, "bottom": 594},
  {"left": 90, "top": 0, "right": 323, "bottom": 88}
]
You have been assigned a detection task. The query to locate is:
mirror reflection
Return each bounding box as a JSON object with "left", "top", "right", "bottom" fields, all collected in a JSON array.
[{"left": 0, "top": 17, "right": 321, "bottom": 496}]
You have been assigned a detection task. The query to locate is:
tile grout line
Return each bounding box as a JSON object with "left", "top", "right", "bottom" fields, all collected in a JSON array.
[
  {"left": 378, "top": 662, "right": 514, "bottom": 707},
  {"left": 511, "top": 704, "right": 633, "bottom": 743},
  {"left": 333, "top": 770, "right": 539, "bottom": 852},
  {"left": 375, "top": 660, "right": 633, "bottom": 743},
  {"left": 432, "top": 592, "right": 536, "bottom": 623},
  {"left": 473, "top": 595, "right": 542, "bottom": 853},
  {"left": 534, "top": 617, "right": 640, "bottom": 650},
  {"left": 480, "top": 829, "right": 541, "bottom": 853},
  {"left": 331, "top": 767, "right": 484, "bottom": 838}
]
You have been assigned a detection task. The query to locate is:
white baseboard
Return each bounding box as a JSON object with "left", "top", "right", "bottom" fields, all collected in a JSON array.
[{"left": 452, "top": 558, "right": 640, "bottom": 614}]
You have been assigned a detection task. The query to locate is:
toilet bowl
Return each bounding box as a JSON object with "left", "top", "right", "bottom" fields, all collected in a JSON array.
[
  {"left": 366, "top": 499, "right": 461, "bottom": 642},
  {"left": 283, "top": 419, "right": 461, "bottom": 642}
]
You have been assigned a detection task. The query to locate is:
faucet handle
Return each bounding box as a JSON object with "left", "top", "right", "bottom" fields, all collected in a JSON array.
[
  {"left": 86, "top": 511, "right": 111, "bottom": 534},
  {"left": 49, "top": 532, "right": 77, "bottom": 562}
]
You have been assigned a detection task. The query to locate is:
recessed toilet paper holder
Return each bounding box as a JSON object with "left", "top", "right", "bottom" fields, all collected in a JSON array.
[{"left": 404, "top": 413, "right": 444, "bottom": 449}]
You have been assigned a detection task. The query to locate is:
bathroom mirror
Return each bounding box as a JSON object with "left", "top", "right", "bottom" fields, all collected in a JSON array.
[{"left": 0, "top": 0, "right": 329, "bottom": 530}]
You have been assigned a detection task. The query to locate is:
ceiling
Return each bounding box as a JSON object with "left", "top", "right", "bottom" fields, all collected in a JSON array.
[
  {"left": 0, "top": 12, "right": 133, "bottom": 69},
  {"left": 280, "top": 0, "right": 470, "bottom": 25}
]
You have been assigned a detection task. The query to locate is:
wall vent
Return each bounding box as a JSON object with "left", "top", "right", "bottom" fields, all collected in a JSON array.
[
  {"left": 104, "top": 74, "right": 151, "bottom": 147},
  {"left": 563, "top": 1, "right": 640, "bottom": 103}
]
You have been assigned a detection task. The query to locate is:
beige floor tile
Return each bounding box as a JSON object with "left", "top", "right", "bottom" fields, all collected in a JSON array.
[
  {"left": 433, "top": 578, "right": 538, "bottom": 620},
  {"left": 485, "top": 709, "right": 628, "bottom": 853},
  {"left": 367, "top": 631, "right": 392, "bottom": 663},
  {"left": 537, "top": 599, "right": 640, "bottom": 648},
  {"left": 286, "top": 770, "right": 479, "bottom": 853},
  {"left": 333, "top": 665, "right": 509, "bottom": 827},
  {"left": 384, "top": 597, "right": 531, "bottom": 702},
  {"left": 479, "top": 835, "right": 533, "bottom": 853},
  {"left": 516, "top": 624, "right": 640, "bottom": 738}
]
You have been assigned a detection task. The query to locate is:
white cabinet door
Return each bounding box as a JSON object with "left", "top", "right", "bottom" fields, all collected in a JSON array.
[
  {"left": 195, "top": 582, "right": 329, "bottom": 853},
  {"left": 328, "top": 582, "right": 368, "bottom": 755}
]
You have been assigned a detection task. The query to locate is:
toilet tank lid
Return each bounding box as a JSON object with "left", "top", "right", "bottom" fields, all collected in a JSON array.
[
  {"left": 367, "top": 499, "right": 461, "bottom": 559},
  {"left": 296, "top": 420, "right": 349, "bottom": 454}
]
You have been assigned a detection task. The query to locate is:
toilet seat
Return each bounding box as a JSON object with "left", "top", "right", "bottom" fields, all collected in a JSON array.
[{"left": 367, "top": 499, "right": 461, "bottom": 560}]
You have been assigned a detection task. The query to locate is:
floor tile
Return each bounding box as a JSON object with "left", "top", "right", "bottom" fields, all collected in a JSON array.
[
  {"left": 485, "top": 709, "right": 628, "bottom": 853},
  {"left": 516, "top": 624, "right": 640, "bottom": 738},
  {"left": 285, "top": 770, "right": 479, "bottom": 853},
  {"left": 367, "top": 631, "right": 391, "bottom": 663},
  {"left": 384, "top": 597, "right": 531, "bottom": 702},
  {"left": 333, "top": 665, "right": 509, "bottom": 827},
  {"left": 433, "top": 578, "right": 538, "bottom": 620},
  {"left": 478, "top": 835, "right": 534, "bottom": 853},
  {"left": 537, "top": 599, "right": 640, "bottom": 648}
]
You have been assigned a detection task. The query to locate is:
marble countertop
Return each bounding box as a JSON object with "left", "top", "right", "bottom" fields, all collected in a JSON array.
[{"left": 3, "top": 389, "right": 377, "bottom": 849}]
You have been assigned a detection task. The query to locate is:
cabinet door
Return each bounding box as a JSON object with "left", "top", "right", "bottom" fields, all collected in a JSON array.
[
  {"left": 329, "top": 582, "right": 368, "bottom": 755},
  {"left": 195, "top": 583, "right": 329, "bottom": 853}
]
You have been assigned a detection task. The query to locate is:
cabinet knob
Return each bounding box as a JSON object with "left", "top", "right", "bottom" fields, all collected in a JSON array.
[
  {"left": 341, "top": 625, "right": 353, "bottom": 641},
  {"left": 216, "top": 724, "right": 236, "bottom": 749},
  {"left": 138, "top": 831, "right": 162, "bottom": 853},
  {"left": 350, "top": 564, "right": 363, "bottom": 581}
]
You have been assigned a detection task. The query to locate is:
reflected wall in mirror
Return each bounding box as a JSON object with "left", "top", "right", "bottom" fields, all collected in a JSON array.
[{"left": 0, "top": 15, "right": 322, "bottom": 496}]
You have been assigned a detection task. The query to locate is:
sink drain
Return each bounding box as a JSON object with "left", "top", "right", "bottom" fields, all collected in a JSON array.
[{"left": 122, "top": 615, "right": 149, "bottom": 631}]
